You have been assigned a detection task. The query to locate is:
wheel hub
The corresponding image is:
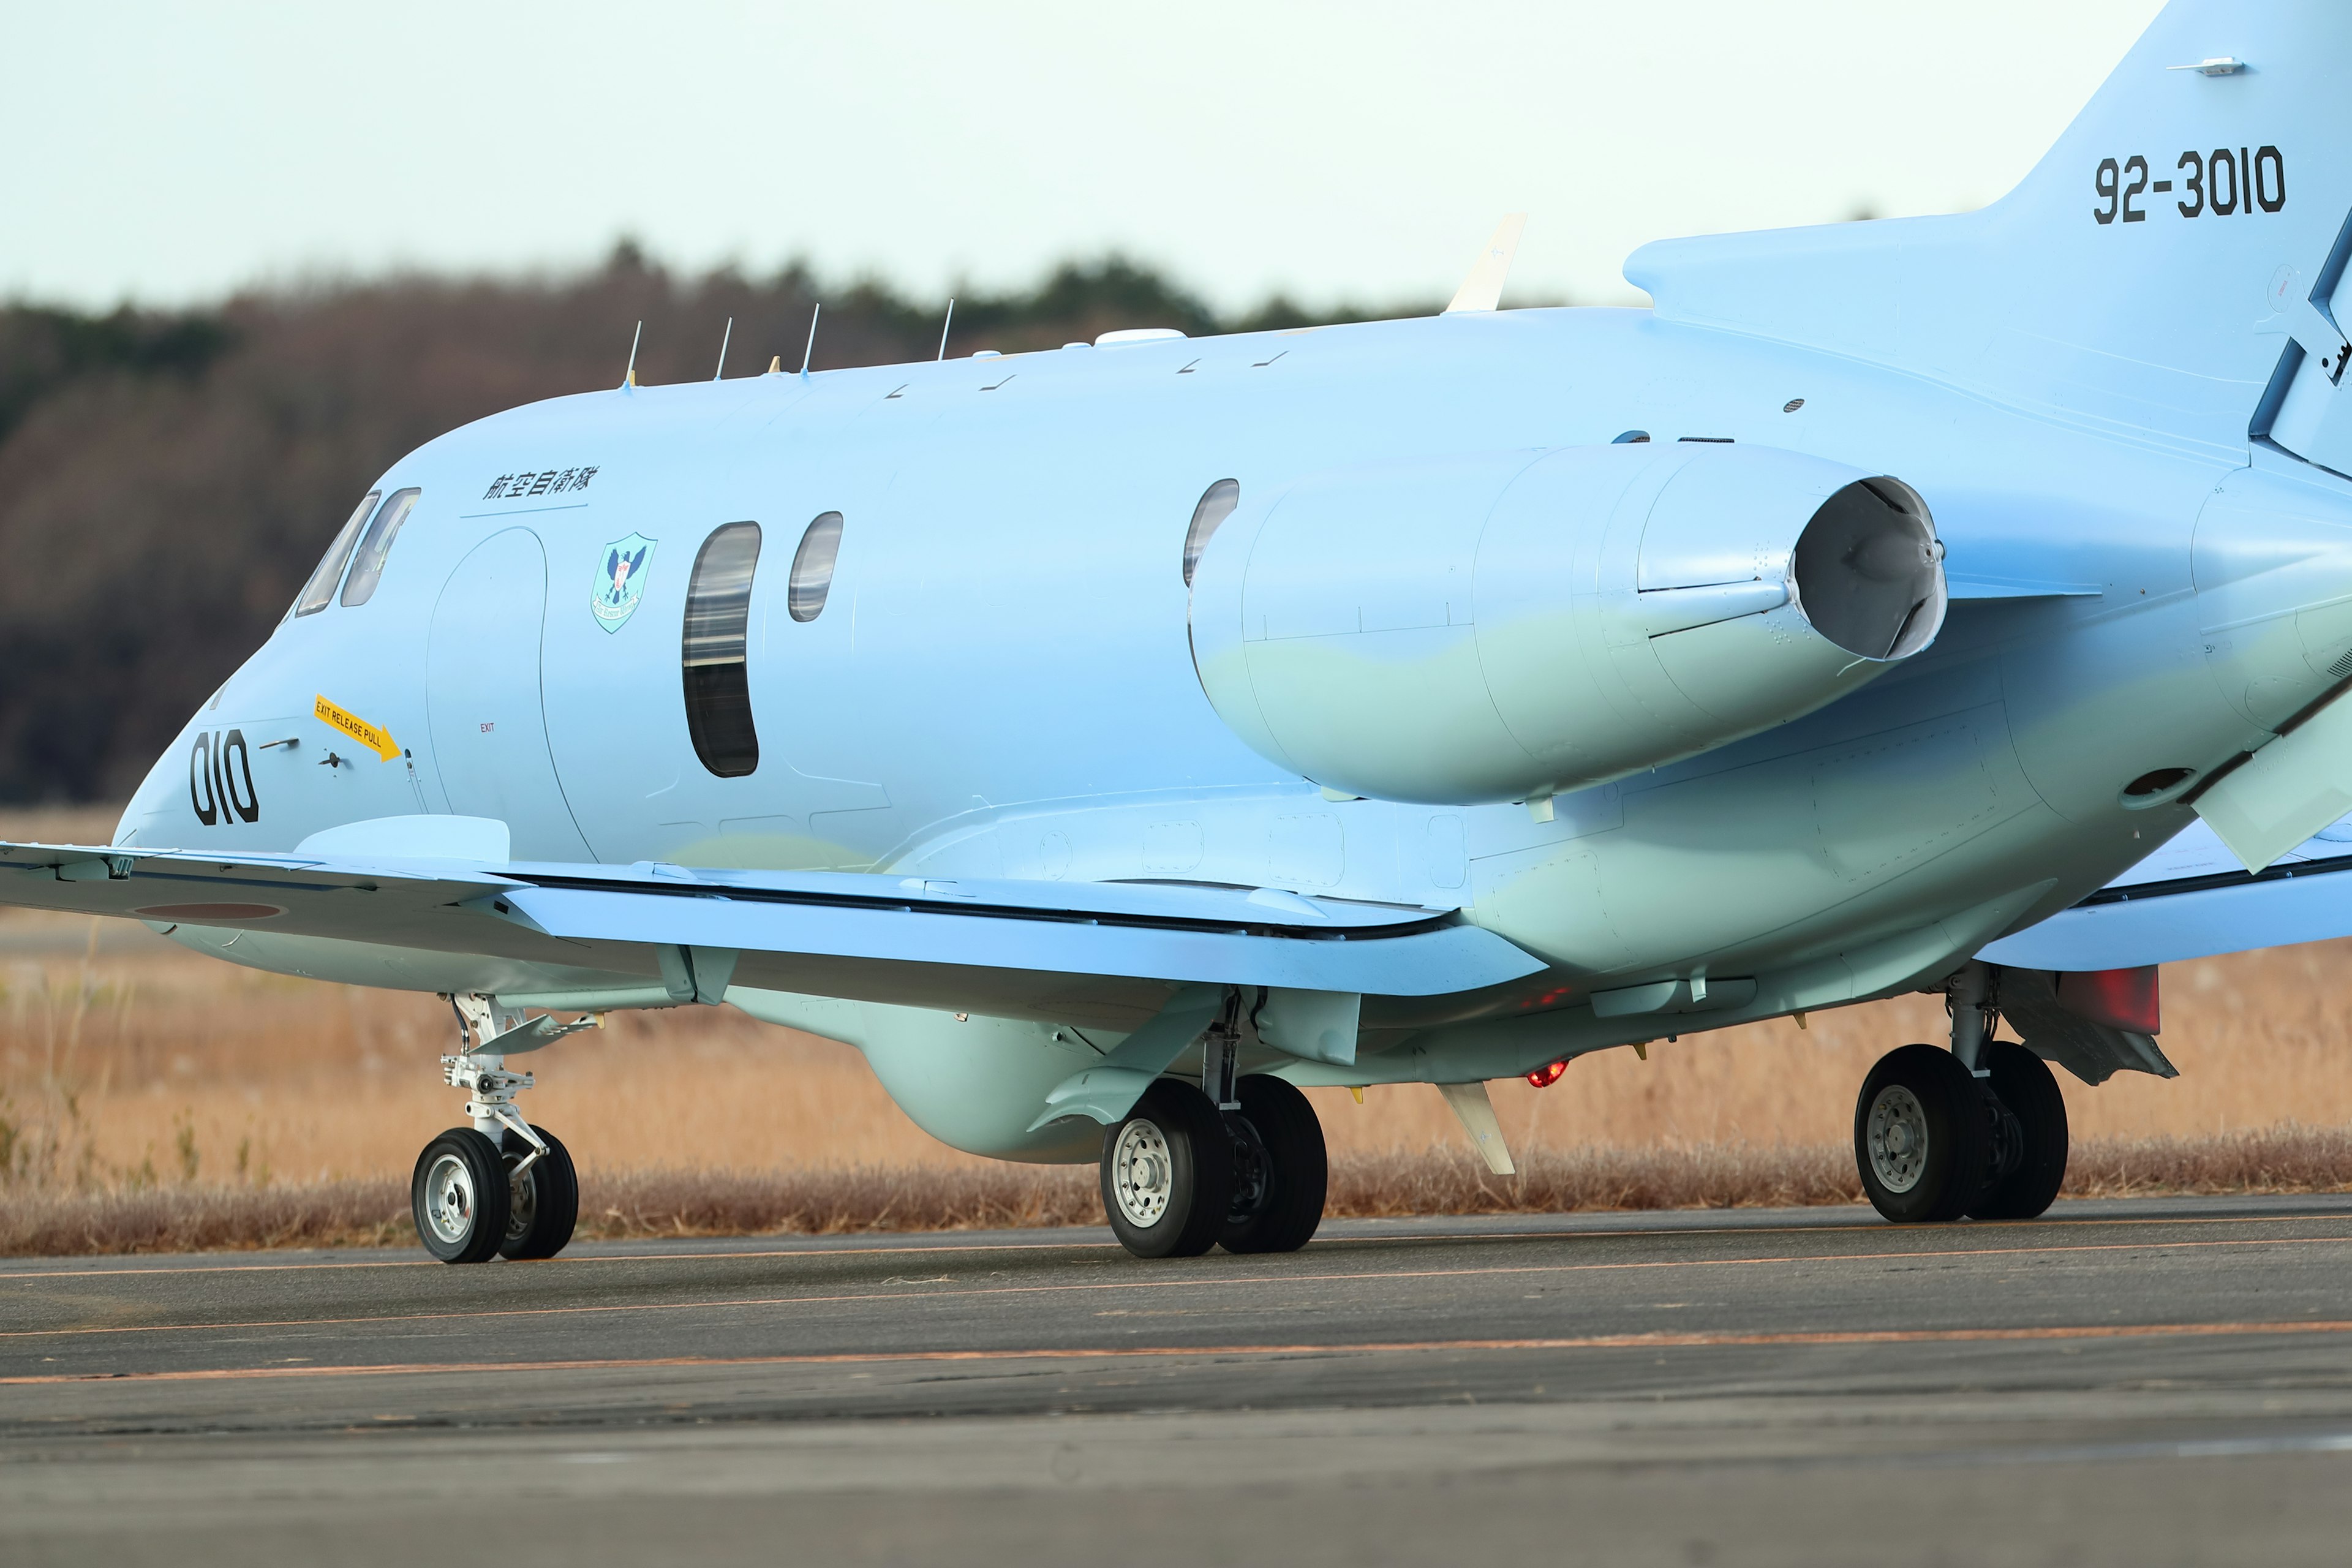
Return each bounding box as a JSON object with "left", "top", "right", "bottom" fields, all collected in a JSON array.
[
  {"left": 423, "top": 1151, "right": 479, "bottom": 1245},
  {"left": 1866, "top": 1084, "right": 1930, "bottom": 1194},
  {"left": 506, "top": 1156, "right": 538, "bottom": 1245},
  {"left": 1110, "top": 1118, "right": 1175, "bottom": 1226}
]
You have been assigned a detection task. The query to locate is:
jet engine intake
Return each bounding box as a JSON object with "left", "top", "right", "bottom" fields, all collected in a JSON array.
[{"left": 1188, "top": 442, "right": 1944, "bottom": 805}]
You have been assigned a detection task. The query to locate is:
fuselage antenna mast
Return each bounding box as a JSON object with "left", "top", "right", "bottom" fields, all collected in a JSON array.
[
  {"left": 800, "top": 303, "right": 821, "bottom": 381},
  {"left": 937, "top": 297, "right": 956, "bottom": 362},
  {"left": 712, "top": 317, "right": 733, "bottom": 382},
  {"left": 620, "top": 320, "right": 643, "bottom": 391}
]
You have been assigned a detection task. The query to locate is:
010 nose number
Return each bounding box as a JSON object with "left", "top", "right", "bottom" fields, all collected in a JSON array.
[{"left": 189, "top": 729, "right": 259, "bottom": 826}]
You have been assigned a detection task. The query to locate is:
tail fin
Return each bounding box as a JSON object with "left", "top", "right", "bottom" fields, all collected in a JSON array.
[{"left": 1627, "top": 1, "right": 2352, "bottom": 454}]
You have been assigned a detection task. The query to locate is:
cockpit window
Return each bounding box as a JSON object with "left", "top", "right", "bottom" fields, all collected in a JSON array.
[
  {"left": 682, "top": 522, "right": 762, "bottom": 777},
  {"left": 339, "top": 488, "right": 421, "bottom": 606},
  {"left": 787, "top": 511, "right": 843, "bottom": 622},
  {"left": 292, "top": 491, "right": 379, "bottom": 617},
  {"left": 1181, "top": 478, "right": 1238, "bottom": 587}
]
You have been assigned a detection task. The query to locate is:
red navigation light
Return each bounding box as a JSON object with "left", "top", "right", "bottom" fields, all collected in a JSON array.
[
  {"left": 1526, "top": 1060, "right": 1567, "bottom": 1089},
  {"left": 2055, "top": 965, "right": 2161, "bottom": 1034}
]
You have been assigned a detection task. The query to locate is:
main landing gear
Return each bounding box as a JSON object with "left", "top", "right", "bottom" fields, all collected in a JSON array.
[
  {"left": 1099, "top": 1021, "right": 1329, "bottom": 1259},
  {"left": 410, "top": 994, "right": 587, "bottom": 1264},
  {"left": 1853, "top": 963, "right": 2068, "bottom": 1224}
]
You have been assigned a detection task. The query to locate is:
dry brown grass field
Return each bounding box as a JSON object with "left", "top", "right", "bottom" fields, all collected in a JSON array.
[{"left": 6, "top": 805, "right": 2351, "bottom": 1251}]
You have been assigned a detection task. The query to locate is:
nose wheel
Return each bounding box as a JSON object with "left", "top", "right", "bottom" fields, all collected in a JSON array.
[
  {"left": 413, "top": 1128, "right": 510, "bottom": 1264},
  {"left": 499, "top": 1124, "right": 579, "bottom": 1260}
]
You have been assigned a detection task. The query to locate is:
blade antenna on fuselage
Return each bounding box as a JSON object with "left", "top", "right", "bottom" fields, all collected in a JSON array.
[
  {"left": 937, "top": 297, "right": 955, "bottom": 361},
  {"left": 712, "top": 317, "right": 733, "bottom": 381},
  {"left": 1442, "top": 214, "right": 1528, "bottom": 314},
  {"left": 800, "top": 303, "right": 821, "bottom": 380},
  {"left": 620, "top": 320, "right": 643, "bottom": 390}
]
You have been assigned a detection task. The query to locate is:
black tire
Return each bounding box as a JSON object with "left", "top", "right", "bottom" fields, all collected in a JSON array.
[
  {"left": 1100, "top": 1079, "right": 1234, "bottom": 1259},
  {"left": 499, "top": 1125, "right": 580, "bottom": 1261},
  {"left": 1220, "top": 1074, "right": 1329, "bottom": 1255},
  {"left": 1968, "top": 1041, "right": 2068, "bottom": 1220},
  {"left": 411, "top": 1127, "right": 510, "bottom": 1264},
  {"left": 1854, "top": 1044, "right": 1991, "bottom": 1223}
]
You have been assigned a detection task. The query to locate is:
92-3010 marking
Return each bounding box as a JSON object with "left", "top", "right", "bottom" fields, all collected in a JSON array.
[{"left": 2095, "top": 146, "right": 2285, "bottom": 224}]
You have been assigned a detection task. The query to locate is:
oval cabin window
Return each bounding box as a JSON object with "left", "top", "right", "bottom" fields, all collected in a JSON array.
[
  {"left": 1181, "top": 478, "right": 1238, "bottom": 587},
  {"left": 788, "top": 511, "right": 843, "bottom": 622},
  {"left": 682, "top": 522, "right": 763, "bottom": 777}
]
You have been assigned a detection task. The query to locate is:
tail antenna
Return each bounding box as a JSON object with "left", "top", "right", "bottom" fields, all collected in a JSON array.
[
  {"left": 800, "top": 303, "right": 821, "bottom": 380},
  {"left": 620, "top": 320, "right": 643, "bottom": 391},
  {"left": 712, "top": 317, "right": 733, "bottom": 382},
  {"left": 937, "top": 297, "right": 956, "bottom": 362}
]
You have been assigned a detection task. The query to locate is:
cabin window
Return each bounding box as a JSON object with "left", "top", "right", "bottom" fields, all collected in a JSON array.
[
  {"left": 292, "top": 491, "right": 379, "bottom": 616},
  {"left": 339, "top": 488, "right": 421, "bottom": 606},
  {"left": 1181, "top": 478, "right": 1239, "bottom": 587},
  {"left": 682, "top": 522, "right": 762, "bottom": 777},
  {"left": 787, "top": 511, "right": 844, "bottom": 622}
]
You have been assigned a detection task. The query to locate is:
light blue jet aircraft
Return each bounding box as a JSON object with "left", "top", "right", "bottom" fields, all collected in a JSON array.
[{"left": 5, "top": 0, "right": 2348, "bottom": 1262}]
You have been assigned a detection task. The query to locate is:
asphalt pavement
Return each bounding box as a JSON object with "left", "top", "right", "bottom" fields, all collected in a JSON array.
[{"left": 7, "top": 1195, "right": 2352, "bottom": 1566}]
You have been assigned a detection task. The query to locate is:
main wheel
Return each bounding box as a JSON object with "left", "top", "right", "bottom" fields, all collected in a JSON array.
[
  {"left": 499, "top": 1125, "right": 580, "bottom": 1261},
  {"left": 1220, "top": 1074, "right": 1328, "bottom": 1254},
  {"left": 1854, "top": 1044, "right": 1991, "bottom": 1223},
  {"left": 412, "top": 1127, "right": 510, "bottom": 1264},
  {"left": 1967, "top": 1041, "right": 2068, "bottom": 1220},
  {"left": 1100, "top": 1079, "right": 1234, "bottom": 1259}
]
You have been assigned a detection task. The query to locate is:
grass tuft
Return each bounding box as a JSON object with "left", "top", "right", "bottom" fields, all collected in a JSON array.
[{"left": 8, "top": 1127, "right": 2352, "bottom": 1257}]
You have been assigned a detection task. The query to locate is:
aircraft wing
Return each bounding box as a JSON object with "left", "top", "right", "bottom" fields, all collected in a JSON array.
[
  {"left": 0, "top": 840, "right": 1543, "bottom": 1030},
  {"left": 1977, "top": 816, "right": 2352, "bottom": 972}
]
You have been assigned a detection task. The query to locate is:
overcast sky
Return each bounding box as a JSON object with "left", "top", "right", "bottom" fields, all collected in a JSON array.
[{"left": 4, "top": 1, "right": 2166, "bottom": 312}]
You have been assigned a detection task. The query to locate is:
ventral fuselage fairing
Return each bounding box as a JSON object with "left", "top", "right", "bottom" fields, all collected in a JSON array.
[{"left": 21, "top": 0, "right": 2352, "bottom": 1255}]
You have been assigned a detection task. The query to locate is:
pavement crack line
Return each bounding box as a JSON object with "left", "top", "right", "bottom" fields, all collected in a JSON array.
[
  {"left": 14, "top": 1317, "right": 2352, "bottom": 1387},
  {"left": 7, "top": 1232, "right": 2351, "bottom": 1343},
  {"left": 7, "top": 1208, "right": 2345, "bottom": 1283}
]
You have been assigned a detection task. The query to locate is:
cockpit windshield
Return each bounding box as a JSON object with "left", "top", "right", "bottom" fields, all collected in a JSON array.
[
  {"left": 340, "top": 488, "right": 421, "bottom": 606},
  {"left": 292, "top": 491, "right": 379, "bottom": 617}
]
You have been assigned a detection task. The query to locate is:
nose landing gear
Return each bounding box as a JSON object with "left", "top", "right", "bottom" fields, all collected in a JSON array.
[{"left": 409, "top": 994, "right": 590, "bottom": 1264}]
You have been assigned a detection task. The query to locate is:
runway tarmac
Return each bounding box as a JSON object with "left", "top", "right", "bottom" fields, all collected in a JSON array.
[{"left": 8, "top": 1195, "right": 2352, "bottom": 1566}]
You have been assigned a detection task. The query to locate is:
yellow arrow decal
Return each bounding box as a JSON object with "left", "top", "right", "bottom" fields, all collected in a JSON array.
[{"left": 313, "top": 695, "right": 401, "bottom": 762}]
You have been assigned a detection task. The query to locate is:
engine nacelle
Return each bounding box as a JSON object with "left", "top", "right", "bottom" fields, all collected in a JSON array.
[{"left": 1187, "top": 443, "right": 1945, "bottom": 805}]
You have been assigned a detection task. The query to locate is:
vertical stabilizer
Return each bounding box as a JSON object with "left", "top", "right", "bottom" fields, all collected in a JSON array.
[{"left": 1627, "top": 1, "right": 2352, "bottom": 450}]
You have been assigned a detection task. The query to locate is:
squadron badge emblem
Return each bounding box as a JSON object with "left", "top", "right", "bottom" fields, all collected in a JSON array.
[{"left": 592, "top": 533, "right": 656, "bottom": 632}]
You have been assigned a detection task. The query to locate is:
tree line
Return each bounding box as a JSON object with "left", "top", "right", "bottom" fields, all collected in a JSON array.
[{"left": 0, "top": 247, "right": 1433, "bottom": 803}]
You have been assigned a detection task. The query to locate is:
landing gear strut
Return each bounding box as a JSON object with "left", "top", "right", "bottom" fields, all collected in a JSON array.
[
  {"left": 409, "top": 993, "right": 588, "bottom": 1264},
  {"left": 1853, "top": 963, "right": 2069, "bottom": 1223}
]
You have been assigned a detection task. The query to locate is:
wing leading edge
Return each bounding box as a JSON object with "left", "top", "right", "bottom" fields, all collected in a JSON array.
[
  {"left": 1979, "top": 817, "right": 2352, "bottom": 972},
  {"left": 0, "top": 839, "right": 1543, "bottom": 1031}
]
